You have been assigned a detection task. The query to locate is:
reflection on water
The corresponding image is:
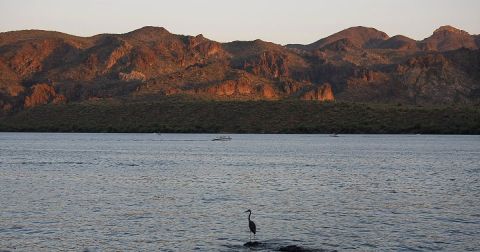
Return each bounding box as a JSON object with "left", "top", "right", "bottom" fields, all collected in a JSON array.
[{"left": 0, "top": 133, "right": 479, "bottom": 251}]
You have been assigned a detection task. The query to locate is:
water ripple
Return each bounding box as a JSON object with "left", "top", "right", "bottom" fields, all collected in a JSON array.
[{"left": 1, "top": 133, "right": 479, "bottom": 251}]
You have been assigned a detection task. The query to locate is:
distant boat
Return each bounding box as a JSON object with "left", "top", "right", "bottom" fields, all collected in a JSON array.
[
  {"left": 212, "top": 136, "right": 232, "bottom": 141},
  {"left": 330, "top": 133, "right": 339, "bottom": 137}
]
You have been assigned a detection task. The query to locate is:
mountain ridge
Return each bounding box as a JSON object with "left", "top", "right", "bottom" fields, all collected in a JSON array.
[{"left": 0, "top": 25, "right": 479, "bottom": 116}]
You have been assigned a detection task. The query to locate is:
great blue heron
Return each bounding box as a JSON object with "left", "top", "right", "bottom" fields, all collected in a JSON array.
[{"left": 245, "top": 209, "right": 256, "bottom": 241}]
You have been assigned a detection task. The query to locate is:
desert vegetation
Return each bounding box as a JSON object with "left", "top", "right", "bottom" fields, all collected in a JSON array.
[{"left": 1, "top": 97, "right": 478, "bottom": 134}]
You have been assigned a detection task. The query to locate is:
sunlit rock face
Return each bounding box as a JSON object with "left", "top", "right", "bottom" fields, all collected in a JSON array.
[
  {"left": 24, "top": 84, "right": 66, "bottom": 108},
  {"left": 420, "top": 26, "right": 478, "bottom": 51},
  {"left": 300, "top": 84, "right": 335, "bottom": 101},
  {"left": 1, "top": 25, "right": 479, "bottom": 112}
]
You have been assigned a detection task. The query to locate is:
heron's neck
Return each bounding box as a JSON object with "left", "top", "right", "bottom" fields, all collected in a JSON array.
[{"left": 248, "top": 212, "right": 251, "bottom": 221}]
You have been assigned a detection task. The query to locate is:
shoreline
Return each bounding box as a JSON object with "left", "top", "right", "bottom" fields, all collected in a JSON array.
[{"left": 1, "top": 100, "right": 479, "bottom": 134}]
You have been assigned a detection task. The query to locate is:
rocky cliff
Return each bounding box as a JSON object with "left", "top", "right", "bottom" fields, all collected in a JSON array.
[{"left": 0, "top": 25, "right": 479, "bottom": 115}]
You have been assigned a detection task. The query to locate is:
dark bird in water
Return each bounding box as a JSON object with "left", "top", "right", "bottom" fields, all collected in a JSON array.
[{"left": 245, "top": 209, "right": 256, "bottom": 241}]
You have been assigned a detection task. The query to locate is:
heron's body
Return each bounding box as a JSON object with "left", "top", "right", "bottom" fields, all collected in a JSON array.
[
  {"left": 248, "top": 213, "right": 256, "bottom": 234},
  {"left": 245, "top": 209, "right": 256, "bottom": 241}
]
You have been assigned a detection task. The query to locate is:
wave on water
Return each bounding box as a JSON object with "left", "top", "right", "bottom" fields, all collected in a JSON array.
[{"left": 221, "top": 240, "right": 337, "bottom": 252}]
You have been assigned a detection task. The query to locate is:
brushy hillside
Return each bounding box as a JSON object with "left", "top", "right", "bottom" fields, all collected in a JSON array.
[{"left": 1, "top": 98, "right": 478, "bottom": 134}]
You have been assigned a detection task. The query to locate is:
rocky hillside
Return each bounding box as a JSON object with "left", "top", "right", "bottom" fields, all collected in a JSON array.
[
  {"left": 0, "top": 25, "right": 479, "bottom": 115},
  {"left": 287, "top": 26, "right": 390, "bottom": 50}
]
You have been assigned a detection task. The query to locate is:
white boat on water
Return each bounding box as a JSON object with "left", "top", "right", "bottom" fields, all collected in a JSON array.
[
  {"left": 330, "top": 133, "right": 339, "bottom": 137},
  {"left": 212, "top": 136, "right": 232, "bottom": 141}
]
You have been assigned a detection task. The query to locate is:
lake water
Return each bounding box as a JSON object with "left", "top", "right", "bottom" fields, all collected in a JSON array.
[{"left": 0, "top": 133, "right": 479, "bottom": 251}]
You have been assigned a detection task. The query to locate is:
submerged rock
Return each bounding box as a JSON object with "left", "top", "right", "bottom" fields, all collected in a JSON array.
[
  {"left": 244, "top": 241, "right": 263, "bottom": 247},
  {"left": 279, "top": 245, "right": 310, "bottom": 252},
  {"left": 278, "top": 244, "right": 336, "bottom": 252},
  {"left": 243, "top": 241, "right": 335, "bottom": 252}
]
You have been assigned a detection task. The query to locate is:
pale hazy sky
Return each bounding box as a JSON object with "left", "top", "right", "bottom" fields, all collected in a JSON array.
[{"left": 0, "top": 0, "right": 479, "bottom": 45}]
